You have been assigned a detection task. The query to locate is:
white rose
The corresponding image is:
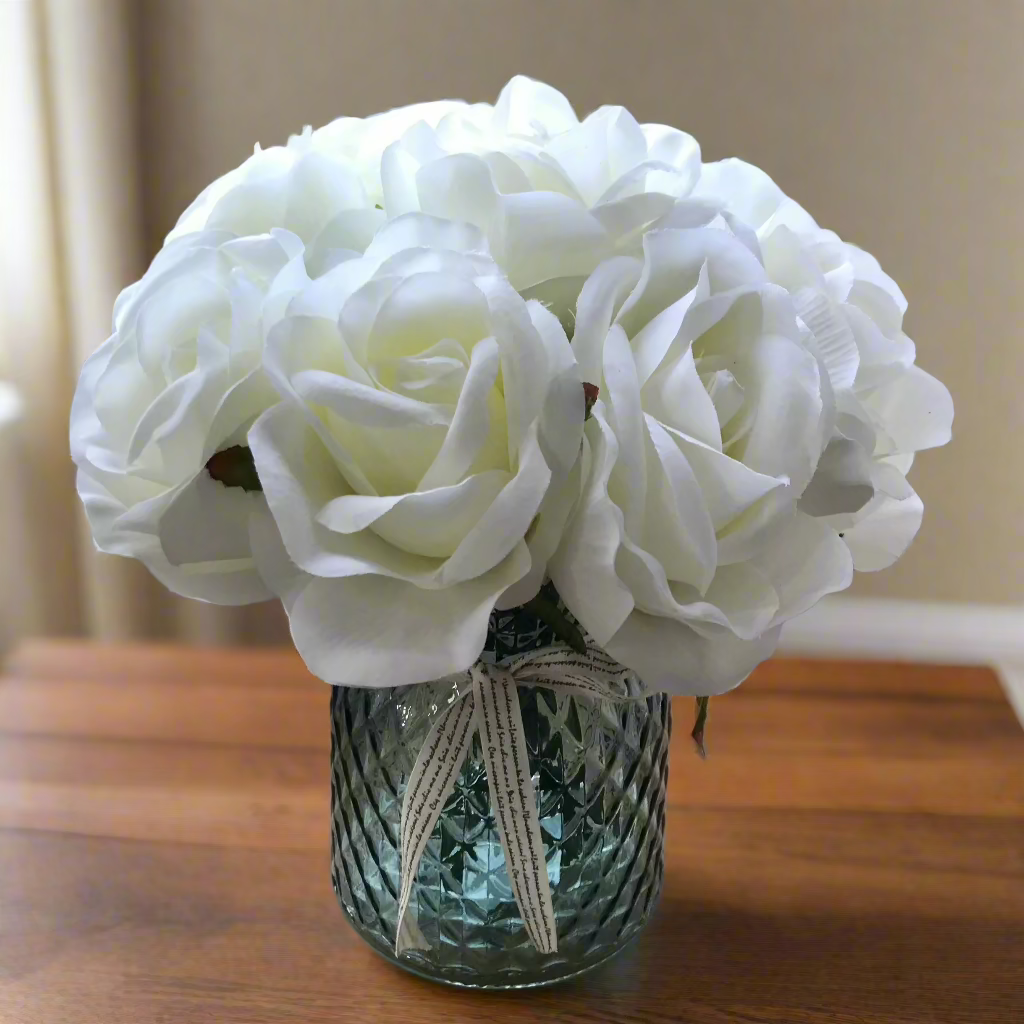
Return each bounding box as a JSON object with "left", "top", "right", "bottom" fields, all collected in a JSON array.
[
  {"left": 71, "top": 228, "right": 308, "bottom": 603},
  {"left": 463, "top": 74, "right": 579, "bottom": 139},
  {"left": 694, "top": 159, "right": 953, "bottom": 570},
  {"left": 168, "top": 100, "right": 478, "bottom": 267},
  {"left": 313, "top": 99, "right": 478, "bottom": 170},
  {"left": 550, "top": 216, "right": 857, "bottom": 694},
  {"left": 167, "top": 127, "right": 389, "bottom": 279},
  {"left": 248, "top": 214, "right": 584, "bottom": 686},
  {"left": 378, "top": 77, "right": 701, "bottom": 320},
  {"left": 166, "top": 98, "right": 485, "bottom": 278},
  {"left": 169, "top": 126, "right": 378, "bottom": 240}
]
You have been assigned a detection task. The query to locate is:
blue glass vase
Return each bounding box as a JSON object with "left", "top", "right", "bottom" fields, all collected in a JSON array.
[{"left": 329, "top": 593, "right": 671, "bottom": 989}]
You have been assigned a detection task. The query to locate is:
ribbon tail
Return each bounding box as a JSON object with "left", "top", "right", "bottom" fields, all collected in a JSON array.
[
  {"left": 396, "top": 911, "right": 429, "bottom": 953},
  {"left": 395, "top": 692, "right": 476, "bottom": 956},
  {"left": 472, "top": 665, "right": 558, "bottom": 955}
]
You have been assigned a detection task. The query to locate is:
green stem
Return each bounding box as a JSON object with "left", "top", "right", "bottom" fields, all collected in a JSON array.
[{"left": 524, "top": 593, "right": 587, "bottom": 655}]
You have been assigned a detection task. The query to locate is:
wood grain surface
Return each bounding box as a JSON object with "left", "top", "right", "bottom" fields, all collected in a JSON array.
[{"left": 1, "top": 640, "right": 1021, "bottom": 1023}]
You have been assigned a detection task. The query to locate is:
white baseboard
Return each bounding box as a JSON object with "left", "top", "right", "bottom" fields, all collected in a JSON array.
[
  {"left": 778, "top": 596, "right": 1024, "bottom": 726},
  {"left": 779, "top": 596, "right": 1024, "bottom": 664}
]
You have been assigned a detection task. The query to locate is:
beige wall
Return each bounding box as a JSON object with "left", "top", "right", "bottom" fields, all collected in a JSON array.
[{"left": 139, "top": 0, "right": 1024, "bottom": 605}]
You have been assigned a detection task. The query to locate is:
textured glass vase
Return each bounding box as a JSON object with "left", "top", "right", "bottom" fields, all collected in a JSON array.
[{"left": 329, "top": 598, "right": 672, "bottom": 989}]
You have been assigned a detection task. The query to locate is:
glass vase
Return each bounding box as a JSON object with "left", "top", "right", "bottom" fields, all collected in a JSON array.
[{"left": 329, "top": 597, "right": 672, "bottom": 989}]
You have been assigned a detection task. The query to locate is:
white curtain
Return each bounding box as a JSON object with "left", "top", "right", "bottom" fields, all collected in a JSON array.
[{"left": 0, "top": 0, "right": 287, "bottom": 650}]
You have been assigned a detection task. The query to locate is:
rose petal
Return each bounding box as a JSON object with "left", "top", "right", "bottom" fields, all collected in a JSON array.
[
  {"left": 365, "top": 210, "right": 489, "bottom": 265},
  {"left": 534, "top": 358, "right": 585, "bottom": 477},
  {"left": 368, "top": 270, "right": 491, "bottom": 361},
  {"left": 798, "top": 436, "right": 875, "bottom": 517},
  {"left": 317, "top": 470, "right": 510, "bottom": 559},
  {"left": 641, "top": 339, "right": 722, "bottom": 451},
  {"left": 414, "top": 153, "right": 500, "bottom": 229},
  {"left": 791, "top": 289, "right": 860, "bottom": 392},
  {"left": 497, "top": 191, "right": 610, "bottom": 290},
  {"left": 305, "top": 207, "right": 386, "bottom": 277},
  {"left": 667, "top": 427, "right": 789, "bottom": 533},
  {"left": 159, "top": 471, "right": 263, "bottom": 566},
  {"left": 841, "top": 478, "right": 924, "bottom": 572},
  {"left": 590, "top": 192, "right": 676, "bottom": 249},
  {"left": 861, "top": 364, "right": 954, "bottom": 455},
  {"left": 284, "top": 556, "right": 531, "bottom": 687},
  {"left": 641, "top": 416, "right": 718, "bottom": 593},
  {"left": 417, "top": 336, "right": 502, "bottom": 489},
  {"left": 437, "top": 424, "right": 551, "bottom": 587},
  {"left": 546, "top": 106, "right": 647, "bottom": 206},
  {"left": 602, "top": 324, "right": 647, "bottom": 534},
  {"left": 496, "top": 457, "right": 582, "bottom": 610},
  {"left": 249, "top": 403, "right": 438, "bottom": 582},
  {"left": 491, "top": 76, "right": 578, "bottom": 136},
  {"left": 736, "top": 333, "right": 825, "bottom": 491},
  {"left": 606, "top": 612, "right": 781, "bottom": 696},
  {"left": 548, "top": 414, "right": 635, "bottom": 645},
  {"left": 572, "top": 255, "right": 642, "bottom": 384},
  {"left": 79, "top": 468, "right": 272, "bottom": 605},
  {"left": 613, "top": 540, "right": 776, "bottom": 641},
  {"left": 693, "top": 158, "right": 818, "bottom": 237},
  {"left": 292, "top": 368, "right": 452, "bottom": 430},
  {"left": 754, "top": 511, "right": 853, "bottom": 623}
]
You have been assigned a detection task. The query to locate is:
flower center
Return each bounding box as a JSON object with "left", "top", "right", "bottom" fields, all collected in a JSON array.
[{"left": 205, "top": 446, "right": 262, "bottom": 492}]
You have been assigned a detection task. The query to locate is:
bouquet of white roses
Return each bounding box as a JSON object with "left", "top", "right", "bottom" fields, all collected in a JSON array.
[
  {"left": 70, "top": 75, "right": 952, "bottom": 972},
  {"left": 71, "top": 76, "right": 951, "bottom": 696}
]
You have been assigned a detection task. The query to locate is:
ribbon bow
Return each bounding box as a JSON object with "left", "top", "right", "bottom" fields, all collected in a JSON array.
[{"left": 395, "top": 640, "right": 649, "bottom": 956}]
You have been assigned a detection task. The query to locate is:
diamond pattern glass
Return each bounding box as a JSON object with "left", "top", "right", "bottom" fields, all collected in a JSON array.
[{"left": 329, "top": 597, "right": 672, "bottom": 988}]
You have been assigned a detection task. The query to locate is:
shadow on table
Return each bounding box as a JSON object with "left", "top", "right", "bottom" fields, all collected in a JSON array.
[{"left": 535, "top": 892, "right": 1019, "bottom": 1023}]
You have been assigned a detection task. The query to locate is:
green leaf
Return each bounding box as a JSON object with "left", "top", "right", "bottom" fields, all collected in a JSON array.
[{"left": 692, "top": 695, "right": 710, "bottom": 759}]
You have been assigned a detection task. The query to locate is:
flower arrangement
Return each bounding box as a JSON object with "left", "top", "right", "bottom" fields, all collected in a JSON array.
[{"left": 70, "top": 76, "right": 952, "bottom": 984}]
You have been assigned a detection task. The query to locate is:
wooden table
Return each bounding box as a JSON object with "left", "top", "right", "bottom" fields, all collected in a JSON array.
[{"left": 1, "top": 642, "right": 1021, "bottom": 1023}]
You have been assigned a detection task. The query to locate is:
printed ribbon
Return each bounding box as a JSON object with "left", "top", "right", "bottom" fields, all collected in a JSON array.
[{"left": 395, "top": 640, "right": 649, "bottom": 957}]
